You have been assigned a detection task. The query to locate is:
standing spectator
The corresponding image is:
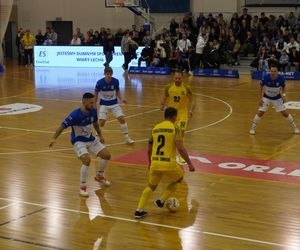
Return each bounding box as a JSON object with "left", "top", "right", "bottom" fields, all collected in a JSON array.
[
  {"left": 16, "top": 28, "right": 24, "bottom": 65},
  {"left": 138, "top": 44, "right": 151, "bottom": 67},
  {"left": 142, "top": 30, "right": 152, "bottom": 46},
  {"left": 76, "top": 27, "right": 84, "bottom": 44},
  {"left": 103, "top": 33, "right": 115, "bottom": 67},
  {"left": 114, "top": 28, "right": 124, "bottom": 46},
  {"left": 138, "top": 26, "right": 146, "bottom": 45},
  {"left": 21, "top": 29, "right": 35, "bottom": 67},
  {"left": 230, "top": 12, "right": 239, "bottom": 27},
  {"left": 287, "top": 12, "right": 296, "bottom": 28},
  {"left": 239, "top": 19, "right": 249, "bottom": 44},
  {"left": 94, "top": 31, "right": 101, "bottom": 45},
  {"left": 199, "top": 20, "right": 210, "bottom": 37},
  {"left": 230, "top": 20, "right": 240, "bottom": 38},
  {"left": 35, "top": 29, "right": 45, "bottom": 45},
  {"left": 131, "top": 25, "right": 140, "bottom": 43},
  {"left": 240, "top": 8, "right": 252, "bottom": 29},
  {"left": 70, "top": 34, "right": 81, "bottom": 45},
  {"left": 84, "top": 31, "right": 93, "bottom": 45},
  {"left": 289, "top": 46, "right": 300, "bottom": 70},
  {"left": 259, "top": 12, "right": 269, "bottom": 26},
  {"left": 196, "top": 13, "right": 206, "bottom": 29},
  {"left": 170, "top": 18, "right": 179, "bottom": 35},
  {"left": 168, "top": 46, "right": 179, "bottom": 70},
  {"left": 177, "top": 33, "right": 192, "bottom": 74},
  {"left": 279, "top": 49, "right": 289, "bottom": 71},
  {"left": 156, "top": 34, "right": 168, "bottom": 67},
  {"left": 121, "top": 30, "right": 133, "bottom": 70},
  {"left": 49, "top": 28, "right": 58, "bottom": 45},
  {"left": 194, "top": 32, "right": 206, "bottom": 68}
]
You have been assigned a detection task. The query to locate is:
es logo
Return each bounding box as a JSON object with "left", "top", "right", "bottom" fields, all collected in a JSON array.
[{"left": 38, "top": 49, "right": 48, "bottom": 58}]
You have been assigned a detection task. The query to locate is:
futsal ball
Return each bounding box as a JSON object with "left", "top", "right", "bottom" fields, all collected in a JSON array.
[{"left": 165, "top": 197, "right": 180, "bottom": 212}]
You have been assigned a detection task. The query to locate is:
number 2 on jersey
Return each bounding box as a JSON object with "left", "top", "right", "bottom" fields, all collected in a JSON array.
[{"left": 156, "top": 135, "right": 165, "bottom": 156}]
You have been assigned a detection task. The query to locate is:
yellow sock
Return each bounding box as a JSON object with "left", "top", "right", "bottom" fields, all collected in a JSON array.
[
  {"left": 137, "top": 186, "right": 153, "bottom": 210},
  {"left": 161, "top": 182, "right": 178, "bottom": 202}
]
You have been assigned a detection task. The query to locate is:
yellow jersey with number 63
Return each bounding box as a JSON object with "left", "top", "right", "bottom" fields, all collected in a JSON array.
[
  {"left": 149, "top": 120, "right": 183, "bottom": 171},
  {"left": 165, "top": 83, "right": 192, "bottom": 115}
]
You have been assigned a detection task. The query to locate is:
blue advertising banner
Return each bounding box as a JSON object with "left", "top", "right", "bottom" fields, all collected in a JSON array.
[
  {"left": 129, "top": 66, "right": 170, "bottom": 75},
  {"left": 34, "top": 46, "right": 143, "bottom": 68},
  {"left": 251, "top": 71, "right": 300, "bottom": 80},
  {"left": 193, "top": 68, "right": 239, "bottom": 78}
]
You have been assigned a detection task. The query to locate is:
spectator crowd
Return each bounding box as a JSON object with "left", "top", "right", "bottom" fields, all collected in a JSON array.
[{"left": 16, "top": 9, "right": 300, "bottom": 72}]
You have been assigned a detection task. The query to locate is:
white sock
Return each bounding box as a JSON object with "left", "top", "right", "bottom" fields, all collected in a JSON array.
[
  {"left": 80, "top": 165, "right": 89, "bottom": 186},
  {"left": 120, "top": 123, "right": 129, "bottom": 137},
  {"left": 251, "top": 115, "right": 261, "bottom": 129},
  {"left": 287, "top": 114, "right": 297, "bottom": 128},
  {"left": 97, "top": 159, "right": 108, "bottom": 177}
]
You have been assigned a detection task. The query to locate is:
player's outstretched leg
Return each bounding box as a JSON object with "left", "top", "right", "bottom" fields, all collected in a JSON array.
[
  {"left": 135, "top": 184, "right": 157, "bottom": 219},
  {"left": 118, "top": 116, "right": 134, "bottom": 144},
  {"left": 281, "top": 111, "right": 300, "bottom": 134}
]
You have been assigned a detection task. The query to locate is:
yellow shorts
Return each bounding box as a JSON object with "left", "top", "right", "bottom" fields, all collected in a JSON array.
[
  {"left": 148, "top": 165, "right": 184, "bottom": 186},
  {"left": 175, "top": 114, "right": 188, "bottom": 130}
]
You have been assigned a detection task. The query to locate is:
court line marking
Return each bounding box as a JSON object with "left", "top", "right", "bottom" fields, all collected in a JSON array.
[
  {"left": 0, "top": 202, "right": 18, "bottom": 210},
  {"left": 0, "top": 197, "right": 297, "bottom": 249},
  {"left": 0, "top": 94, "right": 232, "bottom": 155}
]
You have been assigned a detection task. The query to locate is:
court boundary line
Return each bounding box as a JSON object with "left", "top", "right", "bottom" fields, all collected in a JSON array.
[{"left": 0, "top": 197, "right": 297, "bottom": 249}]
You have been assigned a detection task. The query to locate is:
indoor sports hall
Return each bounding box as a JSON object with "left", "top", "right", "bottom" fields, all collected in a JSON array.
[{"left": 0, "top": 0, "right": 300, "bottom": 249}]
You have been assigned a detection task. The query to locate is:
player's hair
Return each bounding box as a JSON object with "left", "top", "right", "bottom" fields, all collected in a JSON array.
[
  {"left": 82, "top": 92, "right": 95, "bottom": 100},
  {"left": 164, "top": 107, "right": 177, "bottom": 119},
  {"left": 269, "top": 64, "right": 279, "bottom": 70},
  {"left": 104, "top": 66, "right": 113, "bottom": 74},
  {"left": 174, "top": 69, "right": 183, "bottom": 75}
]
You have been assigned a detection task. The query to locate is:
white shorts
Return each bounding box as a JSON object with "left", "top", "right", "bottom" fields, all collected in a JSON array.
[
  {"left": 259, "top": 97, "right": 286, "bottom": 112},
  {"left": 98, "top": 104, "right": 124, "bottom": 120},
  {"left": 74, "top": 138, "right": 106, "bottom": 158}
]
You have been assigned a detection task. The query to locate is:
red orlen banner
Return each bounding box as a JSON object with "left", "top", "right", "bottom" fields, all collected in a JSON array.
[{"left": 113, "top": 150, "right": 300, "bottom": 184}]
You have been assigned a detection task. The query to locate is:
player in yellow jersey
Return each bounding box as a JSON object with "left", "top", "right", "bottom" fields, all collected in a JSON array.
[
  {"left": 160, "top": 70, "right": 195, "bottom": 163},
  {"left": 134, "top": 107, "right": 195, "bottom": 219}
]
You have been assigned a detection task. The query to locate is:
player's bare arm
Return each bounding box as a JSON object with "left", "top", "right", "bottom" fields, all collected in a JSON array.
[
  {"left": 175, "top": 140, "right": 195, "bottom": 171},
  {"left": 160, "top": 95, "right": 168, "bottom": 111},
  {"left": 281, "top": 86, "right": 287, "bottom": 103},
  {"left": 147, "top": 141, "right": 153, "bottom": 169},
  {"left": 116, "top": 90, "right": 127, "bottom": 104},
  {"left": 94, "top": 90, "right": 99, "bottom": 107},
  {"left": 188, "top": 94, "right": 196, "bottom": 118},
  {"left": 49, "top": 125, "right": 65, "bottom": 148},
  {"left": 93, "top": 121, "right": 105, "bottom": 143}
]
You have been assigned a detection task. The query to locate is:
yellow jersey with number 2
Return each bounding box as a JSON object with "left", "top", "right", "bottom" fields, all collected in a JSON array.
[{"left": 149, "top": 120, "right": 183, "bottom": 171}]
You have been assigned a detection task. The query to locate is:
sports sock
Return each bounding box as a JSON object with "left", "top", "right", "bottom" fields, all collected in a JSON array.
[
  {"left": 120, "top": 123, "right": 129, "bottom": 136},
  {"left": 137, "top": 186, "right": 153, "bottom": 210},
  {"left": 80, "top": 165, "right": 89, "bottom": 186},
  {"left": 287, "top": 114, "right": 297, "bottom": 129},
  {"left": 97, "top": 159, "right": 108, "bottom": 177},
  {"left": 251, "top": 114, "right": 261, "bottom": 129},
  {"left": 160, "top": 182, "right": 178, "bottom": 202}
]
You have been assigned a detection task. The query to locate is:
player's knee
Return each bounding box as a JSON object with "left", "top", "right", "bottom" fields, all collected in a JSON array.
[
  {"left": 148, "top": 184, "right": 157, "bottom": 191},
  {"left": 176, "top": 177, "right": 183, "bottom": 183},
  {"left": 118, "top": 116, "right": 125, "bottom": 124},
  {"left": 98, "top": 149, "right": 111, "bottom": 160},
  {"left": 81, "top": 155, "right": 91, "bottom": 166},
  {"left": 99, "top": 120, "right": 106, "bottom": 127}
]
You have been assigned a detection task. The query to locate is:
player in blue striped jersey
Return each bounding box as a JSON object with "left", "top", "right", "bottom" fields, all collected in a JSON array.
[
  {"left": 49, "top": 92, "right": 111, "bottom": 197},
  {"left": 250, "top": 65, "right": 299, "bottom": 135},
  {"left": 94, "top": 67, "right": 134, "bottom": 144}
]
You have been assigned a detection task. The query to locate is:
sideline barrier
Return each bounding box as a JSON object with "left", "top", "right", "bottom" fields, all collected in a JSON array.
[
  {"left": 128, "top": 66, "right": 170, "bottom": 75},
  {"left": 251, "top": 70, "right": 300, "bottom": 80},
  {"left": 193, "top": 68, "right": 239, "bottom": 78}
]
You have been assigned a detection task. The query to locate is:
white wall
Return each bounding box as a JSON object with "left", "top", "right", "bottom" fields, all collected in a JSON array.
[{"left": 14, "top": 0, "right": 135, "bottom": 33}]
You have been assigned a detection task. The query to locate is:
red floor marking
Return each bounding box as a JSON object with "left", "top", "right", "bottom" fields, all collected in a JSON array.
[{"left": 114, "top": 149, "right": 300, "bottom": 184}]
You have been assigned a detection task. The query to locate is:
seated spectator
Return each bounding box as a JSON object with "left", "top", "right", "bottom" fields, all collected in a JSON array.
[
  {"left": 240, "top": 31, "right": 256, "bottom": 56},
  {"left": 289, "top": 46, "right": 300, "bottom": 70},
  {"left": 269, "top": 45, "right": 281, "bottom": 60},
  {"left": 203, "top": 41, "right": 220, "bottom": 69},
  {"left": 276, "top": 39, "right": 287, "bottom": 53},
  {"left": 267, "top": 54, "right": 278, "bottom": 68},
  {"left": 138, "top": 44, "right": 151, "bottom": 67},
  {"left": 286, "top": 37, "right": 299, "bottom": 53},
  {"left": 279, "top": 50, "right": 289, "bottom": 71},
  {"left": 168, "top": 46, "right": 179, "bottom": 70},
  {"left": 227, "top": 36, "right": 240, "bottom": 66},
  {"left": 70, "top": 34, "right": 81, "bottom": 45},
  {"left": 84, "top": 31, "right": 93, "bottom": 45},
  {"left": 76, "top": 27, "right": 84, "bottom": 44}
]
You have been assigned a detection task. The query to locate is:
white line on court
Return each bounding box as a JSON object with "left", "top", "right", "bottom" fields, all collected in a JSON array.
[
  {"left": 0, "top": 202, "right": 18, "bottom": 210},
  {"left": 0, "top": 196, "right": 297, "bottom": 249}
]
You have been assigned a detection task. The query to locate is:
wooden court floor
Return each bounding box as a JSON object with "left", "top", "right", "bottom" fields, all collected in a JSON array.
[{"left": 0, "top": 61, "right": 300, "bottom": 249}]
